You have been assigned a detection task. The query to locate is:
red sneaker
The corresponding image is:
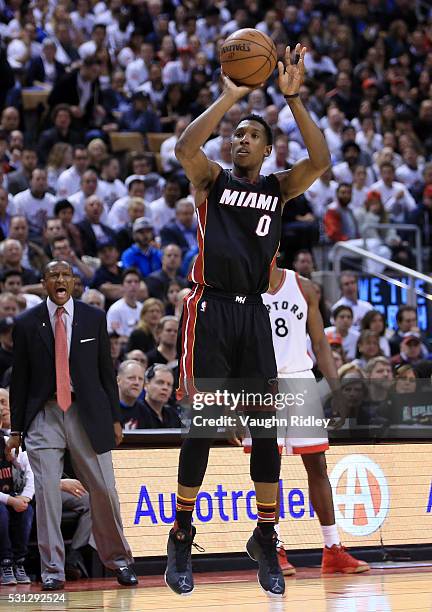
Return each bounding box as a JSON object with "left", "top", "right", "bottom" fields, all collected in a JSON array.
[
  {"left": 321, "top": 545, "right": 370, "bottom": 574},
  {"left": 276, "top": 546, "right": 296, "bottom": 576}
]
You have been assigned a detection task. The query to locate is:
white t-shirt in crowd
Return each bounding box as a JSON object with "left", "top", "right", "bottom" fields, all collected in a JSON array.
[
  {"left": 57, "top": 166, "right": 82, "bottom": 199},
  {"left": 331, "top": 296, "right": 374, "bottom": 331},
  {"left": 305, "top": 178, "right": 338, "bottom": 217},
  {"left": 106, "top": 298, "right": 143, "bottom": 337},
  {"left": 149, "top": 197, "right": 176, "bottom": 235},
  {"left": 14, "top": 190, "right": 56, "bottom": 235}
]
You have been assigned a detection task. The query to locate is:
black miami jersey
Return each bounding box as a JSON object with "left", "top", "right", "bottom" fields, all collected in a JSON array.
[{"left": 190, "top": 169, "right": 282, "bottom": 295}]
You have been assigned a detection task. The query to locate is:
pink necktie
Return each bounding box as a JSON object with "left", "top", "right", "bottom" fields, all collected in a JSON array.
[{"left": 55, "top": 307, "right": 71, "bottom": 412}]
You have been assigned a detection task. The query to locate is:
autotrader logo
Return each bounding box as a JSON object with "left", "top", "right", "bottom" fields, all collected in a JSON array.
[{"left": 330, "top": 455, "right": 390, "bottom": 537}]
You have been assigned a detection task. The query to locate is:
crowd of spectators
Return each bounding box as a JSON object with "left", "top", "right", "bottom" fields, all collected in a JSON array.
[{"left": 0, "top": 0, "right": 431, "bottom": 429}]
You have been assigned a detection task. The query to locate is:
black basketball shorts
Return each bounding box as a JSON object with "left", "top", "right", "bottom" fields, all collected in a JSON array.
[{"left": 177, "top": 285, "right": 277, "bottom": 401}]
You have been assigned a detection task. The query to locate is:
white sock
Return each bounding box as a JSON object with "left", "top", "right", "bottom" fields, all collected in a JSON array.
[
  {"left": 321, "top": 524, "right": 340, "bottom": 548},
  {"left": 274, "top": 523, "right": 280, "bottom": 540}
]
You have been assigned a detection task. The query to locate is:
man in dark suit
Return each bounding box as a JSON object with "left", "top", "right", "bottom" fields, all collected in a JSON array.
[
  {"left": 47, "top": 57, "right": 103, "bottom": 136},
  {"left": 26, "top": 38, "right": 65, "bottom": 87},
  {"left": 76, "top": 195, "right": 116, "bottom": 257},
  {"left": 7, "top": 260, "right": 138, "bottom": 591},
  {"left": 160, "top": 199, "right": 197, "bottom": 255},
  {"left": 37, "top": 105, "right": 81, "bottom": 165}
]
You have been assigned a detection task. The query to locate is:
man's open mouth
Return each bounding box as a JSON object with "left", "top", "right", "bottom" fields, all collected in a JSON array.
[{"left": 55, "top": 288, "right": 67, "bottom": 298}]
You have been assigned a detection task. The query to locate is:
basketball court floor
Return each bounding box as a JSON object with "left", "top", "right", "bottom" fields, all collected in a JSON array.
[{"left": 1, "top": 567, "right": 432, "bottom": 611}]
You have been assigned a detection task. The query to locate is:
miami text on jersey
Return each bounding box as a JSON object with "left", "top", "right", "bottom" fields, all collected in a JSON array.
[{"left": 219, "top": 189, "right": 280, "bottom": 212}]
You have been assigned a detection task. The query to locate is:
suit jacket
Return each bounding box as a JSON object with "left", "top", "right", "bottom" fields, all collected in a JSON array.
[
  {"left": 48, "top": 70, "right": 102, "bottom": 129},
  {"left": 26, "top": 57, "right": 65, "bottom": 87},
  {"left": 10, "top": 300, "right": 122, "bottom": 454},
  {"left": 76, "top": 219, "right": 116, "bottom": 257},
  {"left": 160, "top": 222, "right": 190, "bottom": 253}
]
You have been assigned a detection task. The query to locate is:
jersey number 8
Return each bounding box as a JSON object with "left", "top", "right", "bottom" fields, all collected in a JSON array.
[{"left": 275, "top": 318, "right": 288, "bottom": 337}]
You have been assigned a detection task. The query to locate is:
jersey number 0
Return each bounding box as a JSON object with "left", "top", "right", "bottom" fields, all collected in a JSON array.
[{"left": 255, "top": 214, "right": 271, "bottom": 237}]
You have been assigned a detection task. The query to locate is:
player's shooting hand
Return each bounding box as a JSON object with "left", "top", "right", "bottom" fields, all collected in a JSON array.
[
  {"left": 221, "top": 71, "right": 255, "bottom": 101},
  {"left": 278, "top": 43, "right": 306, "bottom": 97}
]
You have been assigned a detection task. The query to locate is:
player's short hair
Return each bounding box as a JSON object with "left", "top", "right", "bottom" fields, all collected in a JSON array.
[{"left": 236, "top": 114, "right": 273, "bottom": 145}]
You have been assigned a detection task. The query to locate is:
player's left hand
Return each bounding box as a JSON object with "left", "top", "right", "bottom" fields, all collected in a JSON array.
[{"left": 278, "top": 44, "right": 306, "bottom": 97}]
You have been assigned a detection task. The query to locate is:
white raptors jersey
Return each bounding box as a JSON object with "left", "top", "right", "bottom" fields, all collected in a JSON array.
[{"left": 262, "top": 269, "right": 313, "bottom": 374}]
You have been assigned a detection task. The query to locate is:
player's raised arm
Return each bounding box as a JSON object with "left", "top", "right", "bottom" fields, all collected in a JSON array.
[
  {"left": 274, "top": 45, "right": 331, "bottom": 205},
  {"left": 175, "top": 75, "right": 252, "bottom": 195}
]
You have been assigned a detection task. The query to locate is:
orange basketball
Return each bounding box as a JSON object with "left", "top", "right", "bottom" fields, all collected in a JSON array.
[{"left": 220, "top": 28, "right": 277, "bottom": 87}]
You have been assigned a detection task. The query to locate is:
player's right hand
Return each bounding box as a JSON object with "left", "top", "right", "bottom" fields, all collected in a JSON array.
[{"left": 221, "top": 71, "right": 256, "bottom": 100}]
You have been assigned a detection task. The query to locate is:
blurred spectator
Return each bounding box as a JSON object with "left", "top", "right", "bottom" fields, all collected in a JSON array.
[
  {"left": 125, "top": 350, "right": 148, "bottom": 369},
  {"left": 53, "top": 200, "right": 83, "bottom": 256},
  {"left": 90, "top": 242, "right": 123, "bottom": 309},
  {"left": 362, "top": 357, "right": 393, "bottom": 425},
  {"left": 26, "top": 38, "right": 65, "bottom": 87},
  {"left": 127, "top": 298, "right": 164, "bottom": 354},
  {"left": 47, "top": 56, "right": 104, "bottom": 137},
  {"left": 149, "top": 178, "right": 182, "bottom": 236},
  {"left": 146, "top": 316, "right": 178, "bottom": 368},
  {"left": 137, "top": 364, "right": 181, "bottom": 429},
  {"left": 0, "top": 317, "right": 14, "bottom": 379},
  {"left": 160, "top": 199, "right": 197, "bottom": 253},
  {"left": 121, "top": 218, "right": 162, "bottom": 277},
  {"left": 107, "top": 176, "right": 147, "bottom": 230},
  {"left": 117, "top": 360, "right": 146, "bottom": 429},
  {"left": 160, "top": 116, "right": 190, "bottom": 174},
  {"left": 304, "top": 167, "right": 337, "bottom": 218},
  {"left": 106, "top": 267, "right": 144, "bottom": 339},
  {"left": 98, "top": 157, "right": 127, "bottom": 210},
  {"left": 37, "top": 105, "right": 80, "bottom": 165},
  {"left": 57, "top": 145, "right": 89, "bottom": 199},
  {"left": 325, "top": 305, "right": 359, "bottom": 361},
  {"left": 292, "top": 249, "right": 314, "bottom": 279},
  {"left": 391, "top": 332, "right": 427, "bottom": 368},
  {"left": 0, "top": 431, "right": 34, "bottom": 586},
  {"left": 0, "top": 294, "right": 19, "bottom": 319},
  {"left": 0, "top": 389, "right": 10, "bottom": 432},
  {"left": 352, "top": 330, "right": 381, "bottom": 371},
  {"left": 360, "top": 310, "right": 391, "bottom": 357},
  {"left": 116, "top": 198, "right": 146, "bottom": 254},
  {"left": 51, "top": 236, "right": 93, "bottom": 281},
  {"left": 109, "top": 331, "right": 122, "bottom": 373},
  {"left": 146, "top": 244, "right": 187, "bottom": 302},
  {"left": 1, "top": 270, "right": 41, "bottom": 311},
  {"left": 77, "top": 196, "right": 116, "bottom": 257},
  {"left": 0, "top": 239, "right": 40, "bottom": 286},
  {"left": 331, "top": 272, "right": 373, "bottom": 331},
  {"left": 119, "top": 91, "right": 161, "bottom": 134},
  {"left": 7, "top": 148, "right": 37, "bottom": 197},
  {"left": 332, "top": 142, "right": 374, "bottom": 186},
  {"left": 370, "top": 162, "right": 416, "bottom": 223},
  {"left": 46, "top": 144, "right": 74, "bottom": 192},
  {"left": 389, "top": 306, "right": 430, "bottom": 357},
  {"left": 0, "top": 188, "right": 12, "bottom": 242},
  {"left": 68, "top": 169, "right": 104, "bottom": 223},
  {"left": 72, "top": 274, "right": 85, "bottom": 300},
  {"left": 324, "top": 183, "right": 358, "bottom": 243},
  {"left": 14, "top": 169, "right": 56, "bottom": 239},
  {"left": 81, "top": 289, "right": 105, "bottom": 310}
]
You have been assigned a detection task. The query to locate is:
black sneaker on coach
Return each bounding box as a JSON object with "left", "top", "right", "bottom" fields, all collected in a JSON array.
[
  {"left": 164, "top": 525, "right": 197, "bottom": 596},
  {"left": 115, "top": 566, "right": 138, "bottom": 586},
  {"left": 246, "top": 527, "right": 286, "bottom": 598}
]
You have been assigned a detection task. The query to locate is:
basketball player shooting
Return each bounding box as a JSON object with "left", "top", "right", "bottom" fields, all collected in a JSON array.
[
  {"left": 263, "top": 266, "right": 370, "bottom": 575},
  {"left": 165, "top": 44, "right": 331, "bottom": 598}
]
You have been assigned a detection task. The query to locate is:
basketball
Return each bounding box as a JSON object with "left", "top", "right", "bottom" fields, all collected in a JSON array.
[{"left": 220, "top": 28, "right": 277, "bottom": 87}]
